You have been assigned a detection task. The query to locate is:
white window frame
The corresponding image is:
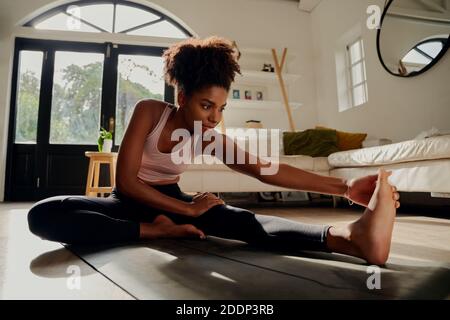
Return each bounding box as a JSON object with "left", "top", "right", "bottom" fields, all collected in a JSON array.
[{"left": 345, "top": 37, "right": 368, "bottom": 107}]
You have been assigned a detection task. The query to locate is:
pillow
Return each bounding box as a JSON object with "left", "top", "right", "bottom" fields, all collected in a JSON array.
[
  {"left": 283, "top": 129, "right": 339, "bottom": 157},
  {"left": 315, "top": 126, "right": 367, "bottom": 151},
  {"left": 413, "top": 127, "right": 450, "bottom": 139}
]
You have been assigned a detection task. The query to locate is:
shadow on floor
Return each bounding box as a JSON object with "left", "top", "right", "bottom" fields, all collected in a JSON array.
[
  {"left": 36, "top": 237, "right": 448, "bottom": 299},
  {"left": 30, "top": 247, "right": 99, "bottom": 278}
]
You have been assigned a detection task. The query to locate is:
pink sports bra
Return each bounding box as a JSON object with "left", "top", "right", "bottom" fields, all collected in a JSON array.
[{"left": 137, "top": 103, "right": 190, "bottom": 185}]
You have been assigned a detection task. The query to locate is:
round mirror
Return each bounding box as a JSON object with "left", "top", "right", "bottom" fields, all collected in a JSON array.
[{"left": 377, "top": 0, "right": 450, "bottom": 77}]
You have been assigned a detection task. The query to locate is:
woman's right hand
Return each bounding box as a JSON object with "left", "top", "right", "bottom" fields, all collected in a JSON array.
[{"left": 187, "top": 192, "right": 225, "bottom": 217}]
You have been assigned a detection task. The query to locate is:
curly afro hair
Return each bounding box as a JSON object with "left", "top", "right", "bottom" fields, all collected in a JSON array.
[{"left": 163, "top": 36, "right": 241, "bottom": 97}]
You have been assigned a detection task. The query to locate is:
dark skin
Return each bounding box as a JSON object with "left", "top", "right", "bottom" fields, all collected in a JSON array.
[{"left": 116, "top": 85, "right": 401, "bottom": 264}]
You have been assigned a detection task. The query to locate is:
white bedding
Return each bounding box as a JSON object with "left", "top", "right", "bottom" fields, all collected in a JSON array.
[{"left": 328, "top": 135, "right": 450, "bottom": 168}]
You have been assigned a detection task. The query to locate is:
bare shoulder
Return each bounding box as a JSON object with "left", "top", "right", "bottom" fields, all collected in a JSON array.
[
  {"left": 135, "top": 98, "right": 167, "bottom": 117},
  {"left": 116, "top": 99, "right": 168, "bottom": 188},
  {"left": 132, "top": 99, "right": 168, "bottom": 134}
]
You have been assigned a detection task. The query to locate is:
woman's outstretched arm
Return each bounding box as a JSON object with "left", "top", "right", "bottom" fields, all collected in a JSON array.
[
  {"left": 220, "top": 133, "right": 383, "bottom": 207},
  {"left": 259, "top": 163, "right": 349, "bottom": 197},
  {"left": 220, "top": 133, "right": 348, "bottom": 197},
  {"left": 259, "top": 163, "right": 388, "bottom": 208}
]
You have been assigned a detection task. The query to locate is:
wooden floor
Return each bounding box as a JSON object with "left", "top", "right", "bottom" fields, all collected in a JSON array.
[{"left": 0, "top": 201, "right": 449, "bottom": 299}]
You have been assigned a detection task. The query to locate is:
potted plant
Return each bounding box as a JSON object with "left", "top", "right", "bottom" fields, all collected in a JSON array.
[{"left": 98, "top": 127, "right": 113, "bottom": 152}]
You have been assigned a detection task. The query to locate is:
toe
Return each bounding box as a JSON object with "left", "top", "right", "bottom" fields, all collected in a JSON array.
[
  {"left": 185, "top": 224, "right": 206, "bottom": 239},
  {"left": 378, "top": 169, "right": 392, "bottom": 182}
]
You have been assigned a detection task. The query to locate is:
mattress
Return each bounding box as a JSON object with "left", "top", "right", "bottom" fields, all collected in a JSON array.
[{"left": 328, "top": 135, "right": 450, "bottom": 168}]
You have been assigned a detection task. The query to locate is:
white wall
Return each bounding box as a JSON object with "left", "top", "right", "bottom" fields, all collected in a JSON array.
[
  {"left": 311, "top": 0, "right": 450, "bottom": 142},
  {"left": 0, "top": 0, "right": 318, "bottom": 201}
]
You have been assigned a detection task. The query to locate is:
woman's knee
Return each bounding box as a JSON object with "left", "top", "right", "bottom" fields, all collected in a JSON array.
[
  {"left": 196, "top": 204, "right": 263, "bottom": 234},
  {"left": 27, "top": 196, "right": 67, "bottom": 237},
  {"left": 206, "top": 204, "right": 255, "bottom": 220}
]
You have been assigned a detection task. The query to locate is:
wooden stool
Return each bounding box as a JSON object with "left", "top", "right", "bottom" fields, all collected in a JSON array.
[{"left": 85, "top": 151, "right": 118, "bottom": 197}]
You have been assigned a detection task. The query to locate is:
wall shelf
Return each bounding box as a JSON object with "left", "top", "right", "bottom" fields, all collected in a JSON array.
[
  {"left": 220, "top": 46, "right": 299, "bottom": 132},
  {"left": 235, "top": 70, "right": 301, "bottom": 85},
  {"left": 228, "top": 99, "right": 302, "bottom": 110}
]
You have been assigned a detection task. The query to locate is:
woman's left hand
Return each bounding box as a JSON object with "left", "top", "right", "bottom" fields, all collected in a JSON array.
[{"left": 345, "top": 173, "right": 400, "bottom": 208}]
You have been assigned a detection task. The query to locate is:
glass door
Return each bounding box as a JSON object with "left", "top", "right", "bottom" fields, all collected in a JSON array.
[
  {"left": 49, "top": 51, "right": 105, "bottom": 145},
  {"left": 115, "top": 53, "right": 165, "bottom": 144},
  {"left": 5, "top": 39, "right": 173, "bottom": 201}
]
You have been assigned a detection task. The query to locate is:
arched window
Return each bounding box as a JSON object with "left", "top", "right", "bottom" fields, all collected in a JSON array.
[{"left": 24, "top": 0, "right": 191, "bottom": 39}]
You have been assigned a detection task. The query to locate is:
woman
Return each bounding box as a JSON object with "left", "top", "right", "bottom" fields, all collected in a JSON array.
[{"left": 28, "top": 36, "right": 400, "bottom": 265}]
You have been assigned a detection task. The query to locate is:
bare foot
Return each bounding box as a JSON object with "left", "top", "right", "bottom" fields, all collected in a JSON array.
[
  {"left": 349, "top": 169, "right": 397, "bottom": 265},
  {"left": 140, "top": 215, "right": 206, "bottom": 240}
]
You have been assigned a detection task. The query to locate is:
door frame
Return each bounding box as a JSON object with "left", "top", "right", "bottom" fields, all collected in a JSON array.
[{"left": 5, "top": 37, "right": 174, "bottom": 201}]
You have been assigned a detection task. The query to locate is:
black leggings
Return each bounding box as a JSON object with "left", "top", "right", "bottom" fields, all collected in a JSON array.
[{"left": 27, "top": 184, "right": 331, "bottom": 252}]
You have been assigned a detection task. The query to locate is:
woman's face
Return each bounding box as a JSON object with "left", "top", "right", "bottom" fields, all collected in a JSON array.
[{"left": 178, "top": 85, "right": 228, "bottom": 133}]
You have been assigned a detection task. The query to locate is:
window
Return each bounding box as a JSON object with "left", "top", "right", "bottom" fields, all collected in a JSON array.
[
  {"left": 49, "top": 51, "right": 105, "bottom": 145},
  {"left": 24, "top": 1, "right": 190, "bottom": 39},
  {"left": 115, "top": 54, "right": 165, "bottom": 145},
  {"left": 14, "top": 51, "right": 43, "bottom": 144},
  {"left": 401, "top": 38, "right": 447, "bottom": 73},
  {"left": 346, "top": 38, "right": 368, "bottom": 108}
]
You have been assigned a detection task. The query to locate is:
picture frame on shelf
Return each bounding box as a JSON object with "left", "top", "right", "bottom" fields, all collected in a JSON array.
[
  {"left": 256, "top": 91, "right": 263, "bottom": 101},
  {"left": 229, "top": 85, "right": 267, "bottom": 104}
]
